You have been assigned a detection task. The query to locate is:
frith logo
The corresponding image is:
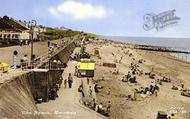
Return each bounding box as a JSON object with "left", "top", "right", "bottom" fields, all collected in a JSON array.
[{"left": 143, "top": 9, "right": 180, "bottom": 31}]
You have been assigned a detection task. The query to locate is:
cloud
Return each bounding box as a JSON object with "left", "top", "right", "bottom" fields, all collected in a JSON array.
[{"left": 48, "top": 1, "right": 108, "bottom": 20}]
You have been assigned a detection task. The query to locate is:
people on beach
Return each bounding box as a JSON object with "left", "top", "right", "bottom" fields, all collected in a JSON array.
[
  {"left": 68, "top": 73, "right": 73, "bottom": 88},
  {"left": 112, "top": 69, "right": 119, "bottom": 74},
  {"left": 101, "top": 76, "right": 105, "bottom": 81},
  {"left": 129, "top": 76, "right": 137, "bottom": 83},
  {"left": 106, "top": 101, "right": 111, "bottom": 115},
  {"left": 97, "top": 102, "right": 104, "bottom": 113},
  {"left": 96, "top": 102, "right": 111, "bottom": 117},
  {"left": 181, "top": 82, "right": 184, "bottom": 89},
  {"left": 94, "top": 83, "right": 99, "bottom": 93},
  {"left": 127, "top": 71, "right": 131, "bottom": 80},
  {"left": 121, "top": 76, "right": 125, "bottom": 82},
  {"left": 92, "top": 98, "right": 97, "bottom": 110},
  {"left": 122, "top": 71, "right": 132, "bottom": 82}
]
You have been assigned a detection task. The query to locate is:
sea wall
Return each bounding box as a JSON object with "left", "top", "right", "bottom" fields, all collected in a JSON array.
[
  {"left": 0, "top": 72, "right": 43, "bottom": 119},
  {"left": 51, "top": 41, "right": 76, "bottom": 64},
  {"left": 0, "top": 40, "right": 77, "bottom": 119}
]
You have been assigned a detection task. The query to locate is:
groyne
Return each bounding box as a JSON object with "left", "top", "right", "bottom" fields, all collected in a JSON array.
[{"left": 134, "top": 44, "right": 190, "bottom": 54}]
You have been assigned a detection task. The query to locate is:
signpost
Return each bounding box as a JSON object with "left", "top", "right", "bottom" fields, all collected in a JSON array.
[
  {"left": 13, "top": 50, "right": 18, "bottom": 69},
  {"left": 30, "top": 20, "right": 37, "bottom": 68}
]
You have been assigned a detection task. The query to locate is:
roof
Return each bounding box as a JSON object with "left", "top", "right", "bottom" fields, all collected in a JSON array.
[
  {"left": 32, "top": 68, "right": 49, "bottom": 72},
  {"left": 80, "top": 58, "right": 95, "bottom": 63},
  {"left": 77, "top": 62, "right": 95, "bottom": 70},
  {"left": 0, "top": 16, "right": 29, "bottom": 32}
]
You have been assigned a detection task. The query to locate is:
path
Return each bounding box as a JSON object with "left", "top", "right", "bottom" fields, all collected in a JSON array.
[{"left": 37, "top": 61, "right": 105, "bottom": 119}]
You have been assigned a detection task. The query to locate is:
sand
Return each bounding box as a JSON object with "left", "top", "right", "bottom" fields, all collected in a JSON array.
[{"left": 84, "top": 39, "right": 190, "bottom": 119}]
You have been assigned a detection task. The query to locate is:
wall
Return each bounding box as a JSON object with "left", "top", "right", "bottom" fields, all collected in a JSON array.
[
  {"left": 0, "top": 72, "right": 44, "bottom": 119},
  {"left": 0, "top": 40, "right": 77, "bottom": 119}
]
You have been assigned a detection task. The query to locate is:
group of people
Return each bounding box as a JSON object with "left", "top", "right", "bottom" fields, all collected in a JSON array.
[
  {"left": 20, "top": 39, "right": 31, "bottom": 46},
  {"left": 76, "top": 76, "right": 111, "bottom": 117},
  {"left": 64, "top": 73, "right": 73, "bottom": 88},
  {"left": 51, "top": 59, "right": 63, "bottom": 69},
  {"left": 122, "top": 71, "right": 137, "bottom": 83},
  {"left": 85, "top": 97, "right": 111, "bottom": 117},
  {"left": 96, "top": 101, "right": 111, "bottom": 117},
  {"left": 20, "top": 54, "right": 29, "bottom": 70},
  {"left": 121, "top": 58, "right": 144, "bottom": 84},
  {"left": 148, "top": 82, "right": 160, "bottom": 96},
  {"left": 112, "top": 68, "right": 119, "bottom": 75},
  {"left": 48, "top": 85, "right": 58, "bottom": 100},
  {"left": 139, "top": 83, "right": 159, "bottom": 96},
  {"left": 48, "top": 76, "right": 63, "bottom": 100},
  {"left": 130, "top": 61, "right": 143, "bottom": 76},
  {"left": 48, "top": 73, "right": 73, "bottom": 100},
  {"left": 11, "top": 53, "right": 29, "bottom": 70},
  {"left": 135, "top": 82, "right": 160, "bottom": 96},
  {"left": 48, "top": 45, "right": 55, "bottom": 58},
  {"left": 61, "top": 40, "right": 66, "bottom": 46}
]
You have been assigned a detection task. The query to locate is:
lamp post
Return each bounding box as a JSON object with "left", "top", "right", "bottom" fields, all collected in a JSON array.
[{"left": 30, "top": 20, "right": 37, "bottom": 67}]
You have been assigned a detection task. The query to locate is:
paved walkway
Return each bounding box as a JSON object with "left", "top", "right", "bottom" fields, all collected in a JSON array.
[
  {"left": 0, "top": 69, "right": 28, "bottom": 84},
  {"left": 37, "top": 61, "right": 105, "bottom": 119}
]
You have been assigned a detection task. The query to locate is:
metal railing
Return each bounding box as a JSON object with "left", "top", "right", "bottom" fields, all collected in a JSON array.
[{"left": 33, "top": 36, "right": 78, "bottom": 68}]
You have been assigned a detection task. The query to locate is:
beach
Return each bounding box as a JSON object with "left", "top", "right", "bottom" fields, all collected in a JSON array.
[
  {"left": 1, "top": 38, "right": 190, "bottom": 119},
  {"left": 84, "top": 39, "right": 190, "bottom": 119}
]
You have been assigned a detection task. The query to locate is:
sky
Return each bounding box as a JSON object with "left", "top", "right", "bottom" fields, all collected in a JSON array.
[{"left": 0, "top": 0, "right": 190, "bottom": 38}]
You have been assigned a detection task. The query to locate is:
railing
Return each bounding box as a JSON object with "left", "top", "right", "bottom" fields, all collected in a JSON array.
[{"left": 33, "top": 35, "right": 78, "bottom": 68}]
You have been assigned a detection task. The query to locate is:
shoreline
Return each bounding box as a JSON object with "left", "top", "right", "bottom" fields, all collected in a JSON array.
[{"left": 103, "top": 38, "right": 190, "bottom": 64}]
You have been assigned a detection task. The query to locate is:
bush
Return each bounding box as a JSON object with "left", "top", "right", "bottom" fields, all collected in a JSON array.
[
  {"left": 0, "top": 40, "right": 9, "bottom": 47},
  {"left": 0, "top": 39, "right": 20, "bottom": 47},
  {"left": 9, "top": 40, "right": 20, "bottom": 46}
]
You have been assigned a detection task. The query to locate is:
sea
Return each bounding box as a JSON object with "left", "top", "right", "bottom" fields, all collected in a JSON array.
[{"left": 101, "top": 36, "right": 190, "bottom": 62}]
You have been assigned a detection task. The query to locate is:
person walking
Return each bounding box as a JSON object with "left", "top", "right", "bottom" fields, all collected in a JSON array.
[
  {"left": 68, "top": 73, "right": 73, "bottom": 88},
  {"left": 78, "top": 85, "right": 85, "bottom": 103},
  {"left": 87, "top": 78, "right": 90, "bottom": 85}
]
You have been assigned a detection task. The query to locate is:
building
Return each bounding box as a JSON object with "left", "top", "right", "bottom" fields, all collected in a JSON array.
[
  {"left": 0, "top": 16, "right": 46, "bottom": 42},
  {"left": 0, "top": 16, "right": 30, "bottom": 41}
]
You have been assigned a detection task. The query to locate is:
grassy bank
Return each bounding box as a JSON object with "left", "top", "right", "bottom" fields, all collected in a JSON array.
[
  {"left": 44, "top": 27, "right": 81, "bottom": 41},
  {"left": 0, "top": 26, "right": 99, "bottom": 47},
  {"left": 44, "top": 27, "right": 98, "bottom": 41}
]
